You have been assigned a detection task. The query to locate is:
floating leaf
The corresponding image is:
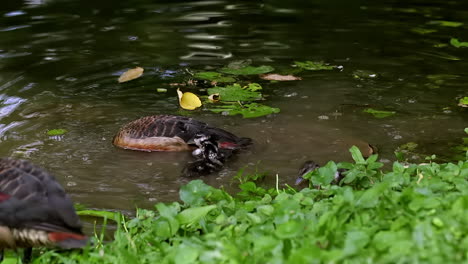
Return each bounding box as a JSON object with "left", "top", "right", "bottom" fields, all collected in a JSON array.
[
  {"left": 207, "top": 84, "right": 262, "bottom": 101},
  {"left": 260, "top": 73, "right": 302, "bottom": 81},
  {"left": 245, "top": 83, "right": 262, "bottom": 91},
  {"left": 47, "top": 129, "right": 68, "bottom": 136},
  {"left": 294, "top": 61, "right": 334, "bottom": 71},
  {"left": 450, "top": 38, "right": 468, "bottom": 48},
  {"left": 157, "top": 88, "right": 167, "bottom": 93},
  {"left": 363, "top": 108, "right": 396, "bottom": 118},
  {"left": 193, "top": 71, "right": 236, "bottom": 83},
  {"left": 429, "top": 20, "right": 463, "bottom": 27},
  {"left": 411, "top": 28, "right": 437, "bottom": 35},
  {"left": 177, "top": 88, "right": 202, "bottom": 110},
  {"left": 220, "top": 65, "right": 274, "bottom": 75},
  {"left": 208, "top": 93, "right": 220, "bottom": 103},
  {"left": 459, "top": 97, "right": 468, "bottom": 107},
  {"left": 209, "top": 103, "right": 280, "bottom": 118},
  {"left": 118, "top": 67, "right": 144, "bottom": 83}
]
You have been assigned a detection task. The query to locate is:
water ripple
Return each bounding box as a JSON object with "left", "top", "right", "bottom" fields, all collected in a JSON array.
[
  {"left": 0, "top": 94, "right": 26, "bottom": 119},
  {"left": 180, "top": 51, "right": 232, "bottom": 60}
]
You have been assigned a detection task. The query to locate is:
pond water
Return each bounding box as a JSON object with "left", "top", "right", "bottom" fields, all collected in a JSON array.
[{"left": 0, "top": 0, "right": 467, "bottom": 213}]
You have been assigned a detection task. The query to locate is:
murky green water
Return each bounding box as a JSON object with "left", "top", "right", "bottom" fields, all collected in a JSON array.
[{"left": 0, "top": 0, "right": 467, "bottom": 212}]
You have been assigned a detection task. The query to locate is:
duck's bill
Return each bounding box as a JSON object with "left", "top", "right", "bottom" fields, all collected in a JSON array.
[{"left": 295, "top": 176, "right": 305, "bottom": 185}]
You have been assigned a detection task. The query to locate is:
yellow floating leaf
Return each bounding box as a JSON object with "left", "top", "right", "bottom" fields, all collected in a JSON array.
[
  {"left": 177, "top": 88, "right": 202, "bottom": 110},
  {"left": 208, "top": 93, "right": 220, "bottom": 103},
  {"left": 259, "top": 73, "right": 302, "bottom": 81},
  {"left": 118, "top": 67, "right": 144, "bottom": 83}
]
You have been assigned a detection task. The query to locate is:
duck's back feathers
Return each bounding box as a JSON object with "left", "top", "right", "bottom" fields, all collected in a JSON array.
[
  {"left": 113, "top": 115, "right": 252, "bottom": 152},
  {"left": 0, "top": 158, "right": 86, "bottom": 249}
]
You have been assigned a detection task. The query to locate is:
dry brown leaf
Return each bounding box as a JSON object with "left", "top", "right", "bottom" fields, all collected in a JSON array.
[
  {"left": 259, "top": 73, "right": 302, "bottom": 81},
  {"left": 118, "top": 67, "right": 144, "bottom": 83}
]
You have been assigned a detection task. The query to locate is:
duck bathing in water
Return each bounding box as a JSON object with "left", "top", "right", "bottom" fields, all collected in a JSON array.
[
  {"left": 0, "top": 158, "right": 87, "bottom": 263},
  {"left": 113, "top": 115, "right": 252, "bottom": 176}
]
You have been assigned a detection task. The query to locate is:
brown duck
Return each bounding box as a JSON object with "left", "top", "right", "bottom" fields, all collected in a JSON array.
[
  {"left": 0, "top": 158, "right": 87, "bottom": 262},
  {"left": 113, "top": 115, "right": 252, "bottom": 152}
]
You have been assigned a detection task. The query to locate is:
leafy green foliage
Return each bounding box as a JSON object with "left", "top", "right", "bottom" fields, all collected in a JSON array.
[
  {"left": 363, "top": 108, "right": 396, "bottom": 118},
  {"left": 46, "top": 129, "right": 68, "bottom": 136},
  {"left": 193, "top": 71, "right": 236, "bottom": 83},
  {"left": 450, "top": 38, "right": 468, "bottom": 48},
  {"left": 33, "top": 150, "right": 468, "bottom": 264},
  {"left": 219, "top": 65, "right": 274, "bottom": 75},
  {"left": 207, "top": 84, "right": 262, "bottom": 101},
  {"left": 294, "top": 61, "right": 334, "bottom": 71},
  {"left": 209, "top": 102, "right": 280, "bottom": 118}
]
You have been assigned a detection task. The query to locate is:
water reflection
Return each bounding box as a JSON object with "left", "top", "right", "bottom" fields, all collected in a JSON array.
[{"left": 0, "top": 94, "right": 25, "bottom": 119}]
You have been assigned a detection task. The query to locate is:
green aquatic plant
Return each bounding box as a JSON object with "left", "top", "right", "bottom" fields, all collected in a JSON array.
[
  {"left": 219, "top": 65, "right": 274, "bottom": 75},
  {"left": 363, "top": 108, "right": 396, "bottom": 118},
  {"left": 450, "top": 38, "right": 468, "bottom": 48},
  {"left": 294, "top": 61, "right": 334, "bottom": 71},
  {"left": 193, "top": 71, "right": 236, "bottom": 83},
  {"left": 207, "top": 84, "right": 262, "bottom": 101},
  {"left": 209, "top": 102, "right": 280, "bottom": 118},
  {"left": 46, "top": 129, "right": 68, "bottom": 136}
]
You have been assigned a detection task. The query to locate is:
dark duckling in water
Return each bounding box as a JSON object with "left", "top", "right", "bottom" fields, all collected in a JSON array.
[
  {"left": 113, "top": 115, "right": 252, "bottom": 152},
  {"left": 295, "top": 160, "right": 347, "bottom": 186},
  {"left": 295, "top": 144, "right": 377, "bottom": 187},
  {"left": 183, "top": 133, "right": 233, "bottom": 177},
  {"left": 0, "top": 158, "right": 87, "bottom": 263}
]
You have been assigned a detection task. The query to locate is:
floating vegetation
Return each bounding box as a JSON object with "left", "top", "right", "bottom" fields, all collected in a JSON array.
[
  {"left": 193, "top": 71, "right": 236, "bottom": 83},
  {"left": 219, "top": 65, "right": 274, "bottom": 75},
  {"left": 294, "top": 61, "right": 334, "bottom": 71},
  {"left": 428, "top": 20, "right": 463, "bottom": 27},
  {"left": 451, "top": 38, "right": 468, "bottom": 48},
  {"left": 209, "top": 102, "right": 280, "bottom": 118},
  {"left": 207, "top": 84, "right": 262, "bottom": 101},
  {"left": 410, "top": 27, "right": 437, "bottom": 35},
  {"left": 458, "top": 97, "right": 468, "bottom": 108},
  {"left": 46, "top": 129, "right": 68, "bottom": 136},
  {"left": 363, "top": 108, "right": 396, "bottom": 118}
]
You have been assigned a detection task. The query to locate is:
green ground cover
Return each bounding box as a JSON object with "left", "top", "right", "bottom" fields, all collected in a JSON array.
[{"left": 24, "top": 148, "right": 468, "bottom": 264}]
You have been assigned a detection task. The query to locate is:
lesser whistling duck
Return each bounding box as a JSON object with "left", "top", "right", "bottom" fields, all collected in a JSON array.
[
  {"left": 0, "top": 158, "right": 87, "bottom": 263},
  {"left": 113, "top": 115, "right": 252, "bottom": 152}
]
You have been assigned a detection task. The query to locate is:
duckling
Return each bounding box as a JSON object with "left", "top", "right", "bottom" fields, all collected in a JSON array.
[
  {"left": 0, "top": 158, "right": 87, "bottom": 263},
  {"left": 295, "top": 160, "right": 347, "bottom": 187},
  {"left": 113, "top": 115, "right": 252, "bottom": 152},
  {"left": 183, "top": 133, "right": 232, "bottom": 177}
]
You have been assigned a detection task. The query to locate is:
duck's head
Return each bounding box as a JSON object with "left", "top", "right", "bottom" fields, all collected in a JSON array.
[{"left": 295, "top": 160, "right": 320, "bottom": 185}]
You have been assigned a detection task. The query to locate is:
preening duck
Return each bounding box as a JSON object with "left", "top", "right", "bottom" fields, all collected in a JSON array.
[
  {"left": 0, "top": 158, "right": 87, "bottom": 263},
  {"left": 113, "top": 115, "right": 252, "bottom": 152}
]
